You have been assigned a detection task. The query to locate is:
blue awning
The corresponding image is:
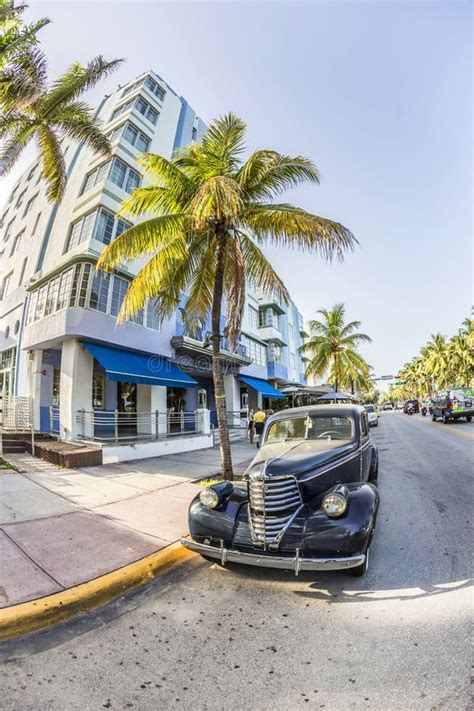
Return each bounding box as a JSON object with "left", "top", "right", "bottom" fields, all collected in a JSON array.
[
  {"left": 239, "top": 375, "right": 285, "bottom": 399},
  {"left": 81, "top": 342, "right": 197, "bottom": 388}
]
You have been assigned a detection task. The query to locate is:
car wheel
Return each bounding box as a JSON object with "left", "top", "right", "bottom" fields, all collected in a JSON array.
[
  {"left": 443, "top": 415, "right": 450, "bottom": 424},
  {"left": 347, "top": 548, "right": 369, "bottom": 577},
  {"left": 432, "top": 414, "right": 437, "bottom": 421},
  {"left": 466, "top": 416, "right": 472, "bottom": 422},
  {"left": 369, "top": 462, "right": 378, "bottom": 483}
]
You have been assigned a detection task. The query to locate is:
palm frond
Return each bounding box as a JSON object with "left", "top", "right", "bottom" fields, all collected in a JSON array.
[
  {"left": 36, "top": 126, "right": 66, "bottom": 201},
  {"left": 55, "top": 102, "right": 111, "bottom": 155},
  {"left": 239, "top": 153, "right": 320, "bottom": 200},
  {"left": 236, "top": 231, "right": 289, "bottom": 304},
  {"left": 96, "top": 214, "right": 188, "bottom": 272},
  {"left": 243, "top": 203, "right": 356, "bottom": 259},
  {"left": 189, "top": 175, "right": 243, "bottom": 225}
]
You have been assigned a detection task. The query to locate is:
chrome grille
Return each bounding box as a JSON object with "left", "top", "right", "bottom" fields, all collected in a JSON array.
[{"left": 248, "top": 476, "right": 302, "bottom": 547}]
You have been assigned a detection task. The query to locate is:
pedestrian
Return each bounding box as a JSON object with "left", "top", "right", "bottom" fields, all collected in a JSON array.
[
  {"left": 267, "top": 408, "right": 274, "bottom": 418},
  {"left": 253, "top": 407, "right": 266, "bottom": 448},
  {"left": 248, "top": 409, "right": 255, "bottom": 444}
]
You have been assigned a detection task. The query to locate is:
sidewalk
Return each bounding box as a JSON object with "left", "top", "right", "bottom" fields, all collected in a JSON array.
[{"left": 0, "top": 441, "right": 254, "bottom": 611}]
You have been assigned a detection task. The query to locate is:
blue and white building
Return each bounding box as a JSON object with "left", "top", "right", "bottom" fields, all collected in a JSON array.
[{"left": 0, "top": 70, "right": 307, "bottom": 461}]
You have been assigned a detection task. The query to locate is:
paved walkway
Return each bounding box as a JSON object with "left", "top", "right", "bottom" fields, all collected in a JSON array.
[{"left": 0, "top": 441, "right": 254, "bottom": 608}]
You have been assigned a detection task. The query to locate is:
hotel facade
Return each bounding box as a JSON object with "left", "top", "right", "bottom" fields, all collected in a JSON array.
[{"left": 0, "top": 70, "right": 308, "bottom": 461}]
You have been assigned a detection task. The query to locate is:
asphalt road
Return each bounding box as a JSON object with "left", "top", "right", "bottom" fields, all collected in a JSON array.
[{"left": 1, "top": 413, "right": 473, "bottom": 711}]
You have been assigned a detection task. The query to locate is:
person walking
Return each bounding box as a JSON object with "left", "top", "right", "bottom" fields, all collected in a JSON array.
[
  {"left": 248, "top": 409, "right": 255, "bottom": 444},
  {"left": 253, "top": 407, "right": 266, "bottom": 448}
]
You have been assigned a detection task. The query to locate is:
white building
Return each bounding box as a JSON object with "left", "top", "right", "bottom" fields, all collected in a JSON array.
[{"left": 0, "top": 70, "right": 308, "bottom": 461}]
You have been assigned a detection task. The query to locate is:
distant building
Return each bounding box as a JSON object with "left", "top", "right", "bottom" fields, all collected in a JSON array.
[{"left": 0, "top": 70, "right": 307, "bottom": 458}]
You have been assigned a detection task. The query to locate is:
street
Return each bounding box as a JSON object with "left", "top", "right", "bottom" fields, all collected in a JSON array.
[{"left": 1, "top": 413, "right": 472, "bottom": 711}]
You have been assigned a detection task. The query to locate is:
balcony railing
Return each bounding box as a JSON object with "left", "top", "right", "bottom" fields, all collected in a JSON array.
[{"left": 75, "top": 410, "right": 204, "bottom": 443}]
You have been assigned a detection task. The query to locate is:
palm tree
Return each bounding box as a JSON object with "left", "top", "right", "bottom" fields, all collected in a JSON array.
[
  {"left": 300, "top": 303, "right": 372, "bottom": 392},
  {"left": 0, "top": 51, "right": 122, "bottom": 200},
  {"left": 0, "top": 1, "right": 49, "bottom": 70},
  {"left": 97, "top": 114, "right": 355, "bottom": 480},
  {"left": 422, "top": 333, "right": 450, "bottom": 391}
]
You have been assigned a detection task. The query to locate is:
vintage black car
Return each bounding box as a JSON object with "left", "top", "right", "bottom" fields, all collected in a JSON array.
[{"left": 181, "top": 405, "right": 379, "bottom": 577}]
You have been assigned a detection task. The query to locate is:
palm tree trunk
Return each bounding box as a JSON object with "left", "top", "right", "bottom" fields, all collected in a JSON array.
[{"left": 211, "top": 231, "right": 234, "bottom": 481}]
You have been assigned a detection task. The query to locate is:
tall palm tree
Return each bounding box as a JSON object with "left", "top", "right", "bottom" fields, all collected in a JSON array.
[
  {"left": 422, "top": 333, "right": 450, "bottom": 390},
  {"left": 0, "top": 1, "right": 49, "bottom": 70},
  {"left": 97, "top": 114, "right": 355, "bottom": 480},
  {"left": 0, "top": 51, "right": 122, "bottom": 200},
  {"left": 300, "top": 303, "right": 372, "bottom": 392}
]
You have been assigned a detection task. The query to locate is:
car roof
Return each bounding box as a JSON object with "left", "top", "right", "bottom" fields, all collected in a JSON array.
[{"left": 268, "top": 404, "right": 363, "bottom": 421}]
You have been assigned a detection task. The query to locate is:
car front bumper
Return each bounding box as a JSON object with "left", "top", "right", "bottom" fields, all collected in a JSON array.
[{"left": 180, "top": 537, "right": 365, "bottom": 576}]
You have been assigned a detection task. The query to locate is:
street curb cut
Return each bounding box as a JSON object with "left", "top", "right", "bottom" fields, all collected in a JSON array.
[{"left": 0, "top": 541, "right": 195, "bottom": 643}]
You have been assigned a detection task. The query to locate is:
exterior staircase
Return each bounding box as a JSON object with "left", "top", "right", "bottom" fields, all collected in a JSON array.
[{"left": 212, "top": 427, "right": 247, "bottom": 447}]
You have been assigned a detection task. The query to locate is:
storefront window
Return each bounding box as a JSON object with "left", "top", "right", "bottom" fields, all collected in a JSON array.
[
  {"left": 92, "top": 373, "right": 105, "bottom": 409},
  {"left": 52, "top": 367, "right": 60, "bottom": 405}
]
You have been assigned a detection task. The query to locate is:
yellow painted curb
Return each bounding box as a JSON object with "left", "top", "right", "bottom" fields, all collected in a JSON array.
[{"left": 0, "top": 541, "right": 195, "bottom": 643}]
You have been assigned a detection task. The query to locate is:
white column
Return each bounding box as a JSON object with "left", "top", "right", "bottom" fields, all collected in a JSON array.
[
  {"left": 224, "top": 374, "right": 241, "bottom": 426},
  {"left": 60, "top": 339, "right": 93, "bottom": 440},
  {"left": 150, "top": 385, "right": 167, "bottom": 436},
  {"left": 195, "top": 408, "right": 211, "bottom": 435},
  {"left": 28, "top": 349, "right": 42, "bottom": 431}
]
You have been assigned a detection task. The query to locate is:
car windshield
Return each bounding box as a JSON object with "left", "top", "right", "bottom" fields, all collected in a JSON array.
[
  {"left": 266, "top": 415, "right": 354, "bottom": 443},
  {"left": 364, "top": 405, "right": 375, "bottom": 413},
  {"left": 452, "top": 388, "right": 473, "bottom": 399}
]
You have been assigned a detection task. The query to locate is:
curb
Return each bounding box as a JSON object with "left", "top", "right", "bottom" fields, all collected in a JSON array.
[{"left": 0, "top": 541, "right": 195, "bottom": 643}]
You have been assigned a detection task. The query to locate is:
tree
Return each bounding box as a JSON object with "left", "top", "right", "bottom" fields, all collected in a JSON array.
[
  {"left": 300, "top": 303, "right": 372, "bottom": 392},
  {"left": 0, "top": 1, "right": 49, "bottom": 70},
  {"left": 0, "top": 51, "right": 122, "bottom": 200},
  {"left": 97, "top": 114, "right": 355, "bottom": 480}
]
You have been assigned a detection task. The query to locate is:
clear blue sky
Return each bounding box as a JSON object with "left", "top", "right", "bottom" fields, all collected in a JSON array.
[{"left": 6, "top": 0, "right": 473, "bottom": 381}]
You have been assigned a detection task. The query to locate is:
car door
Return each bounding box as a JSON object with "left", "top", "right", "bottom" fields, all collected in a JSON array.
[{"left": 360, "top": 412, "right": 371, "bottom": 481}]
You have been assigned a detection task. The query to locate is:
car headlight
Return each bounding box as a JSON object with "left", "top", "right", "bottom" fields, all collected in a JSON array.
[
  {"left": 199, "top": 487, "right": 219, "bottom": 509},
  {"left": 322, "top": 492, "right": 347, "bottom": 518}
]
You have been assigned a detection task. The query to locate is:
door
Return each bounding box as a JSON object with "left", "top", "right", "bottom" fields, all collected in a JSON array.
[{"left": 117, "top": 382, "right": 137, "bottom": 434}]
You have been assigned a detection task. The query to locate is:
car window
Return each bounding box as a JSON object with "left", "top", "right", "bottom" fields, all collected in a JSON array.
[
  {"left": 364, "top": 405, "right": 375, "bottom": 413},
  {"left": 361, "top": 413, "right": 369, "bottom": 437},
  {"left": 266, "top": 415, "right": 354, "bottom": 443}
]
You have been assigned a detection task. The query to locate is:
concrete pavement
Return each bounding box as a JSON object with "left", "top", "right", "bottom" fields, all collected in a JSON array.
[
  {"left": 1, "top": 411, "right": 471, "bottom": 710},
  {"left": 0, "top": 441, "right": 255, "bottom": 610}
]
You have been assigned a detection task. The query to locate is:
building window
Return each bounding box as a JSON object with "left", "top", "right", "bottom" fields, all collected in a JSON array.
[
  {"left": 22, "top": 193, "right": 38, "bottom": 218},
  {"left": 9, "top": 185, "right": 19, "bottom": 203},
  {"left": 111, "top": 99, "right": 134, "bottom": 121},
  {"left": 13, "top": 320, "right": 20, "bottom": 335},
  {"left": 0, "top": 347, "right": 16, "bottom": 396},
  {"left": 9, "top": 229, "right": 24, "bottom": 257},
  {"left": 94, "top": 207, "right": 131, "bottom": 245},
  {"left": 123, "top": 122, "right": 151, "bottom": 152},
  {"left": 108, "top": 157, "right": 140, "bottom": 193},
  {"left": 81, "top": 161, "right": 110, "bottom": 195},
  {"left": 92, "top": 373, "right": 105, "bottom": 409},
  {"left": 268, "top": 344, "right": 282, "bottom": 363},
  {"left": 144, "top": 76, "right": 165, "bottom": 101},
  {"left": 146, "top": 298, "right": 160, "bottom": 330},
  {"left": 67, "top": 210, "right": 97, "bottom": 250},
  {"left": 32, "top": 212, "right": 41, "bottom": 236},
  {"left": 69, "top": 263, "right": 82, "bottom": 307},
  {"left": 34, "top": 282, "right": 48, "bottom": 319},
  {"left": 134, "top": 96, "right": 158, "bottom": 125},
  {"left": 191, "top": 127, "right": 197, "bottom": 141},
  {"left": 78, "top": 263, "right": 92, "bottom": 307},
  {"left": 248, "top": 305, "right": 259, "bottom": 331},
  {"left": 1, "top": 272, "right": 13, "bottom": 300},
  {"left": 258, "top": 308, "right": 278, "bottom": 329},
  {"left": 52, "top": 367, "right": 60, "bottom": 406},
  {"left": 43, "top": 275, "right": 61, "bottom": 316},
  {"left": 89, "top": 271, "right": 110, "bottom": 312},
  {"left": 15, "top": 189, "right": 27, "bottom": 209},
  {"left": 57, "top": 267, "right": 74, "bottom": 310},
  {"left": 18, "top": 257, "right": 28, "bottom": 285},
  {"left": 3, "top": 218, "right": 15, "bottom": 242},
  {"left": 110, "top": 275, "right": 129, "bottom": 317}
]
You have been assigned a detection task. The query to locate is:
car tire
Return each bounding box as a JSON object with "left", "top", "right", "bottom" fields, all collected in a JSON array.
[
  {"left": 369, "top": 462, "right": 378, "bottom": 483},
  {"left": 443, "top": 415, "right": 450, "bottom": 424},
  {"left": 347, "top": 548, "right": 369, "bottom": 577},
  {"left": 432, "top": 414, "right": 437, "bottom": 421},
  {"left": 466, "top": 416, "right": 472, "bottom": 422}
]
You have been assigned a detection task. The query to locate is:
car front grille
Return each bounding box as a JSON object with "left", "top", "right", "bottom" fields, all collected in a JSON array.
[{"left": 248, "top": 476, "right": 303, "bottom": 548}]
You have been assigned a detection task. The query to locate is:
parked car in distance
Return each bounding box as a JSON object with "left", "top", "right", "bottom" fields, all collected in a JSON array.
[
  {"left": 182, "top": 405, "right": 379, "bottom": 577},
  {"left": 403, "top": 400, "right": 419, "bottom": 414},
  {"left": 364, "top": 404, "right": 379, "bottom": 426},
  {"left": 381, "top": 402, "right": 393, "bottom": 411},
  {"left": 431, "top": 388, "right": 474, "bottom": 423}
]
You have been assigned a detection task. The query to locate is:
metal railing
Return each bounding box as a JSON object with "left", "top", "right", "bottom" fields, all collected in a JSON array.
[
  {"left": 225, "top": 410, "right": 248, "bottom": 429},
  {"left": 75, "top": 409, "right": 203, "bottom": 443},
  {"left": 0, "top": 394, "right": 35, "bottom": 455}
]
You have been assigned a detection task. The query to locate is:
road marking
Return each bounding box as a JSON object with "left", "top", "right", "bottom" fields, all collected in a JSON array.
[{"left": 404, "top": 415, "right": 474, "bottom": 441}]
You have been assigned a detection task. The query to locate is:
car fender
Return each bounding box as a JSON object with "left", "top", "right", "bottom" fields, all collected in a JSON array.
[
  {"left": 302, "top": 483, "right": 379, "bottom": 556},
  {"left": 188, "top": 485, "right": 246, "bottom": 544}
]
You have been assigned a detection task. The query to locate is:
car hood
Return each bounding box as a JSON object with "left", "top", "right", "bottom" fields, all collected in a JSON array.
[{"left": 246, "top": 439, "right": 357, "bottom": 479}]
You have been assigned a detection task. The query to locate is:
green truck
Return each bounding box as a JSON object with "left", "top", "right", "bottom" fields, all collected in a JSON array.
[{"left": 431, "top": 387, "right": 474, "bottom": 423}]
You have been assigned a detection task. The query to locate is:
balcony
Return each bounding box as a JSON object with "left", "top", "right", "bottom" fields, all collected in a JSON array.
[
  {"left": 256, "top": 292, "right": 285, "bottom": 315},
  {"left": 258, "top": 324, "right": 287, "bottom": 345},
  {"left": 170, "top": 335, "right": 251, "bottom": 366}
]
